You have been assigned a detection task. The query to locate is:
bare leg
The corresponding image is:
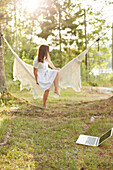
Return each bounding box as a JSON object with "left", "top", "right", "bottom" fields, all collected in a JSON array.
[
  {"left": 54, "top": 72, "right": 60, "bottom": 96},
  {"left": 43, "top": 88, "right": 50, "bottom": 108}
]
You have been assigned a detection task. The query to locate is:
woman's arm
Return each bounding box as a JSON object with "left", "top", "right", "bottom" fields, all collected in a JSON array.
[
  {"left": 48, "top": 59, "right": 60, "bottom": 70},
  {"left": 33, "top": 67, "right": 39, "bottom": 85}
]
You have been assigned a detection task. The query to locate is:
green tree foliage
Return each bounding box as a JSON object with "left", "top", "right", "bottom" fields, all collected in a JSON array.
[
  {"left": 35, "top": 0, "right": 110, "bottom": 68},
  {"left": 4, "top": 0, "right": 38, "bottom": 61},
  {"left": 88, "top": 46, "right": 111, "bottom": 70},
  {"left": 36, "top": 0, "right": 85, "bottom": 67},
  {"left": 81, "top": 46, "right": 111, "bottom": 83},
  {"left": 86, "top": 7, "right": 110, "bottom": 45}
]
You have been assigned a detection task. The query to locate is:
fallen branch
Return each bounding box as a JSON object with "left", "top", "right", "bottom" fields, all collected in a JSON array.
[
  {"left": 0, "top": 128, "right": 10, "bottom": 146},
  {"left": 66, "top": 100, "right": 97, "bottom": 106},
  {"left": 28, "top": 103, "right": 49, "bottom": 110}
]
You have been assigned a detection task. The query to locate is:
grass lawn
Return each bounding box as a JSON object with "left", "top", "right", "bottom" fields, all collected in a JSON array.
[{"left": 0, "top": 85, "right": 113, "bottom": 169}]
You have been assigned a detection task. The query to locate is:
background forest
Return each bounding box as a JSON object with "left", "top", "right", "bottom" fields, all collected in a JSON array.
[{"left": 0, "top": 0, "right": 113, "bottom": 86}]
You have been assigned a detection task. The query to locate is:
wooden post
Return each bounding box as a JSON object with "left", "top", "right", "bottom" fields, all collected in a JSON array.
[{"left": 84, "top": 9, "right": 88, "bottom": 81}]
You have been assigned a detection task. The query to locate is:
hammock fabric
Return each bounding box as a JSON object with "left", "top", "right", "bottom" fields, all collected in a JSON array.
[{"left": 3, "top": 37, "right": 89, "bottom": 99}]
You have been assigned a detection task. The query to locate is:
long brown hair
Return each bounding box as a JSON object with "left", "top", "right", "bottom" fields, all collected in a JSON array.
[{"left": 38, "top": 45, "right": 49, "bottom": 63}]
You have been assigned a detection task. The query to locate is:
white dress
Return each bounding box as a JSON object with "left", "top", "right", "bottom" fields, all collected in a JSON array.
[{"left": 33, "top": 56, "right": 58, "bottom": 91}]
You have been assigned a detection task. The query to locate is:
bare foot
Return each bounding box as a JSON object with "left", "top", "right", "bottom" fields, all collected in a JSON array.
[
  {"left": 43, "top": 105, "right": 47, "bottom": 108},
  {"left": 54, "top": 91, "right": 60, "bottom": 96}
]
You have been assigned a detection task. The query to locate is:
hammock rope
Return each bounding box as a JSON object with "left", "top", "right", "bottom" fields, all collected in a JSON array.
[{"left": 2, "top": 36, "right": 35, "bottom": 81}]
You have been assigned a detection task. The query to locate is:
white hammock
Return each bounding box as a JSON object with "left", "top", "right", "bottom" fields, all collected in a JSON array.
[{"left": 3, "top": 37, "right": 89, "bottom": 99}]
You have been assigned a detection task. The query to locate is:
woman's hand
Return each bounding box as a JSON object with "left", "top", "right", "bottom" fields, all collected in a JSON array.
[
  {"left": 36, "top": 81, "right": 39, "bottom": 85},
  {"left": 55, "top": 68, "right": 60, "bottom": 70},
  {"left": 48, "top": 59, "right": 60, "bottom": 70}
]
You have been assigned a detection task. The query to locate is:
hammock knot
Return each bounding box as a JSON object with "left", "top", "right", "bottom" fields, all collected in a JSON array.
[{"left": 96, "top": 38, "right": 100, "bottom": 42}]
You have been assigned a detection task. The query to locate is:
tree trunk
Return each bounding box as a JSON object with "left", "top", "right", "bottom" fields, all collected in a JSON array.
[
  {"left": 58, "top": 8, "right": 62, "bottom": 67},
  {"left": 14, "top": 0, "right": 19, "bottom": 55},
  {"left": 0, "top": 26, "right": 7, "bottom": 93}
]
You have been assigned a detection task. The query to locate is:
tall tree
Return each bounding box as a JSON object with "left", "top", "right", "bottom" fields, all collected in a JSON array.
[
  {"left": 0, "top": 27, "right": 7, "bottom": 93},
  {"left": 0, "top": 0, "right": 9, "bottom": 93},
  {"left": 13, "top": 0, "right": 19, "bottom": 54}
]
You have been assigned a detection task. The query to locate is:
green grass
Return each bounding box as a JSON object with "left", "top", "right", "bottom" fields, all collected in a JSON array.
[
  {"left": 0, "top": 80, "right": 113, "bottom": 169},
  {"left": 0, "top": 118, "right": 9, "bottom": 144}
]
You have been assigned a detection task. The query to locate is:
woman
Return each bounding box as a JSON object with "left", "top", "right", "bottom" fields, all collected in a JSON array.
[{"left": 33, "top": 45, "right": 60, "bottom": 108}]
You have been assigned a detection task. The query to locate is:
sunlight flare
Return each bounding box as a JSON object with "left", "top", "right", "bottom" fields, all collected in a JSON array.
[{"left": 22, "top": 0, "right": 41, "bottom": 13}]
